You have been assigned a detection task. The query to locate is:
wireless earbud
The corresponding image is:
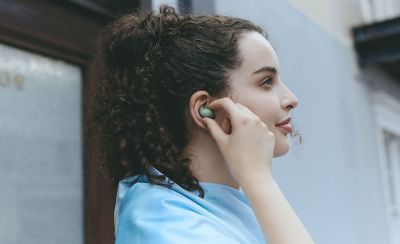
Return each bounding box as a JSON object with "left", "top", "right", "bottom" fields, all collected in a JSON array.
[{"left": 198, "top": 103, "right": 215, "bottom": 119}]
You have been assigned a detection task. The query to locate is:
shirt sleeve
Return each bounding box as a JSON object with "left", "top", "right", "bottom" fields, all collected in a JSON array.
[{"left": 115, "top": 183, "right": 242, "bottom": 244}]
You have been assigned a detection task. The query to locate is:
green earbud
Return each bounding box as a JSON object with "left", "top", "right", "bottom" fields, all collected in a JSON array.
[{"left": 199, "top": 104, "right": 215, "bottom": 119}]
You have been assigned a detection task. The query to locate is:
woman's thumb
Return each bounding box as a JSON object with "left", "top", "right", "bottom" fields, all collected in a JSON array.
[{"left": 203, "top": 117, "right": 227, "bottom": 145}]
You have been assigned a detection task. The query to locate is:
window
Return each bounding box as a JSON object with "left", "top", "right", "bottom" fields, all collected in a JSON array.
[
  {"left": 359, "top": 0, "right": 400, "bottom": 23},
  {"left": 0, "top": 42, "right": 83, "bottom": 244},
  {"left": 372, "top": 90, "right": 400, "bottom": 244}
]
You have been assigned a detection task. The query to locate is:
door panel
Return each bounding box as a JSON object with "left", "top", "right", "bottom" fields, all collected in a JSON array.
[{"left": 0, "top": 42, "right": 84, "bottom": 244}]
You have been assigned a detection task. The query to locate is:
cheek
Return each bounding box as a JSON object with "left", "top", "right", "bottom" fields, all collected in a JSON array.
[
  {"left": 232, "top": 90, "right": 277, "bottom": 125},
  {"left": 254, "top": 103, "right": 277, "bottom": 126}
]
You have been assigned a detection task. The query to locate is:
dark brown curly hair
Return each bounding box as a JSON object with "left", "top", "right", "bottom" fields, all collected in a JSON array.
[{"left": 88, "top": 5, "right": 293, "bottom": 198}]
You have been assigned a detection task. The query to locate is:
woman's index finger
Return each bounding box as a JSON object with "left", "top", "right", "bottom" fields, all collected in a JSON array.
[{"left": 208, "top": 97, "right": 242, "bottom": 126}]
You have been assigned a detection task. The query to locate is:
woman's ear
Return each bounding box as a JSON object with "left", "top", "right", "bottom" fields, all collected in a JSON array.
[
  {"left": 188, "top": 91, "right": 213, "bottom": 131},
  {"left": 188, "top": 91, "right": 231, "bottom": 134}
]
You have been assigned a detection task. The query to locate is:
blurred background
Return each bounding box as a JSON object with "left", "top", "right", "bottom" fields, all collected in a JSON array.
[{"left": 0, "top": 0, "right": 399, "bottom": 243}]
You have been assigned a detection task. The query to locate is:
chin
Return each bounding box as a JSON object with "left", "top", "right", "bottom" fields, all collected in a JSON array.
[
  {"left": 273, "top": 148, "right": 289, "bottom": 158},
  {"left": 273, "top": 134, "right": 291, "bottom": 157}
]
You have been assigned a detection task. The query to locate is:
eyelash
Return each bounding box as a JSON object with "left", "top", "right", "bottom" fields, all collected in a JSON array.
[{"left": 261, "top": 77, "right": 273, "bottom": 86}]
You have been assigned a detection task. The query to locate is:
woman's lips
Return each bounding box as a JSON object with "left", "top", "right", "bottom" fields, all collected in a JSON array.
[{"left": 277, "top": 123, "right": 292, "bottom": 133}]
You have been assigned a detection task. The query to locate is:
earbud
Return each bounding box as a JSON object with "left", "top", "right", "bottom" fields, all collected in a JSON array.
[{"left": 198, "top": 103, "right": 215, "bottom": 119}]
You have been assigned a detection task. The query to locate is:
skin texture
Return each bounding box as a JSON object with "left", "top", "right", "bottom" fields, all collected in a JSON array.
[{"left": 185, "top": 31, "right": 299, "bottom": 189}]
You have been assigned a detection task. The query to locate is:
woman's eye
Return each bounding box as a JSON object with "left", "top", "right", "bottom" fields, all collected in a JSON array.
[{"left": 261, "top": 77, "right": 273, "bottom": 86}]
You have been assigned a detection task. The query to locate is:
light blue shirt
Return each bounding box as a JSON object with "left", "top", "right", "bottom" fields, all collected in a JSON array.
[{"left": 114, "top": 167, "right": 267, "bottom": 243}]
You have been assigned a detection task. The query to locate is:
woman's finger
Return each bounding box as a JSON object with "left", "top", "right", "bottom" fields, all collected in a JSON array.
[
  {"left": 208, "top": 98, "right": 243, "bottom": 128},
  {"left": 235, "top": 103, "right": 271, "bottom": 131},
  {"left": 235, "top": 103, "right": 258, "bottom": 119},
  {"left": 203, "top": 117, "right": 228, "bottom": 145}
]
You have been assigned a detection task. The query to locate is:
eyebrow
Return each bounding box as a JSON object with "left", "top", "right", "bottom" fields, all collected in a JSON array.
[{"left": 252, "top": 66, "right": 279, "bottom": 75}]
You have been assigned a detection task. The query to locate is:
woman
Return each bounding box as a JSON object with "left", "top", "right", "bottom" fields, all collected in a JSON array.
[{"left": 90, "top": 4, "right": 314, "bottom": 244}]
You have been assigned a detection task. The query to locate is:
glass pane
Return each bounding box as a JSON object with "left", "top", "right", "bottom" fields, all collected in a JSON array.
[{"left": 0, "top": 42, "right": 83, "bottom": 244}]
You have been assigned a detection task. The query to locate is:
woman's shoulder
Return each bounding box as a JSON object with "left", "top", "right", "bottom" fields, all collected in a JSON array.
[
  {"left": 114, "top": 171, "right": 206, "bottom": 214},
  {"left": 114, "top": 168, "right": 266, "bottom": 243},
  {"left": 115, "top": 173, "right": 202, "bottom": 217},
  {"left": 114, "top": 173, "right": 242, "bottom": 243}
]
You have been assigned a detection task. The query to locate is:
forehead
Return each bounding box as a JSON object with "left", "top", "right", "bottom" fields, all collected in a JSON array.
[{"left": 237, "top": 31, "right": 279, "bottom": 71}]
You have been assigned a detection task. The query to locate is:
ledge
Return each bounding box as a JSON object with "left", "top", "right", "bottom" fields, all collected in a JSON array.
[{"left": 352, "top": 16, "right": 400, "bottom": 79}]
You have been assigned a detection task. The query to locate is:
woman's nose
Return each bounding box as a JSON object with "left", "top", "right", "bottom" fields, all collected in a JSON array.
[{"left": 282, "top": 88, "right": 298, "bottom": 111}]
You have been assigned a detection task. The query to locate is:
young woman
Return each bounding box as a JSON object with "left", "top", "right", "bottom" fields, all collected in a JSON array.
[{"left": 91, "top": 4, "right": 314, "bottom": 244}]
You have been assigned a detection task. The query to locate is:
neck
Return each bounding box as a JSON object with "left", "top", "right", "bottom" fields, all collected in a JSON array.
[{"left": 184, "top": 128, "right": 240, "bottom": 190}]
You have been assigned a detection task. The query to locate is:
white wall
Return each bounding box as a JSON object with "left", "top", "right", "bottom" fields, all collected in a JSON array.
[{"left": 286, "top": 0, "right": 364, "bottom": 45}]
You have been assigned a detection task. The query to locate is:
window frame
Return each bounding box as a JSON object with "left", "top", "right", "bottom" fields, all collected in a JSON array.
[{"left": 372, "top": 90, "right": 400, "bottom": 244}]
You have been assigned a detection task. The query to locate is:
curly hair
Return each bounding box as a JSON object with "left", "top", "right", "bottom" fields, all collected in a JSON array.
[{"left": 88, "top": 5, "right": 294, "bottom": 198}]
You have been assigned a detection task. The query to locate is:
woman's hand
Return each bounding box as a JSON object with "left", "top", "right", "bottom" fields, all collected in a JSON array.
[{"left": 202, "top": 97, "right": 275, "bottom": 187}]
